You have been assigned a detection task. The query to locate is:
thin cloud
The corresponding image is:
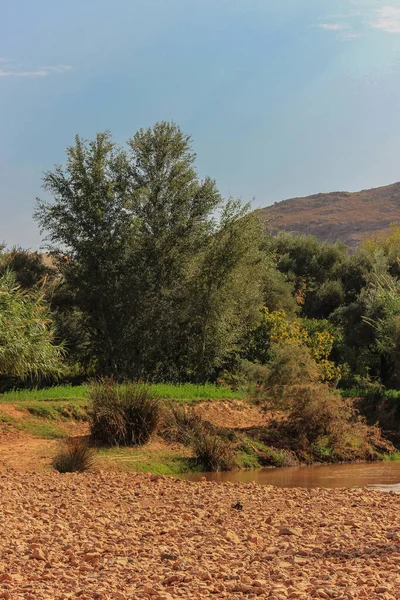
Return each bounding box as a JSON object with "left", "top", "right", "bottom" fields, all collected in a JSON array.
[
  {"left": 318, "top": 23, "right": 349, "bottom": 31},
  {"left": 339, "top": 31, "right": 363, "bottom": 40},
  {"left": 0, "top": 63, "right": 72, "bottom": 78},
  {"left": 370, "top": 6, "right": 400, "bottom": 33},
  {"left": 316, "top": 21, "right": 361, "bottom": 41}
]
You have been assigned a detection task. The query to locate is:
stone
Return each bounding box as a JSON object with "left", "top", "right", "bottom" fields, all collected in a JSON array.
[{"left": 225, "top": 529, "right": 241, "bottom": 544}]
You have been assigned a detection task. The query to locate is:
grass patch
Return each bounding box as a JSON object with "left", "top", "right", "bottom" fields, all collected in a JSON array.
[
  {"left": 150, "top": 383, "right": 244, "bottom": 402},
  {"left": 1, "top": 385, "right": 89, "bottom": 402},
  {"left": 237, "top": 436, "right": 298, "bottom": 468},
  {"left": 20, "top": 421, "right": 66, "bottom": 439},
  {"left": 96, "top": 444, "right": 198, "bottom": 474},
  {"left": 384, "top": 451, "right": 400, "bottom": 462},
  {"left": 1, "top": 382, "right": 244, "bottom": 404},
  {"left": 24, "top": 402, "right": 88, "bottom": 421}
]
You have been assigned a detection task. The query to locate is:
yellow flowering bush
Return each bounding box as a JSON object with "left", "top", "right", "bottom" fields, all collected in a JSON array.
[{"left": 248, "top": 308, "right": 341, "bottom": 383}]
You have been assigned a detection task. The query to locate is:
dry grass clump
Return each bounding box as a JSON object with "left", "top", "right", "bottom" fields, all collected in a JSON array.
[
  {"left": 161, "top": 403, "right": 237, "bottom": 471},
  {"left": 89, "top": 379, "right": 161, "bottom": 446},
  {"left": 52, "top": 438, "right": 95, "bottom": 473},
  {"left": 160, "top": 403, "right": 204, "bottom": 444},
  {"left": 191, "top": 431, "right": 237, "bottom": 472}
]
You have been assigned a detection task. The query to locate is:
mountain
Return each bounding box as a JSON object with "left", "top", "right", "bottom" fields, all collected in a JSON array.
[{"left": 259, "top": 181, "right": 400, "bottom": 249}]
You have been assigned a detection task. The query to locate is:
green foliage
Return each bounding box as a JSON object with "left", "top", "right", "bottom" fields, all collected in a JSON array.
[
  {"left": 35, "top": 122, "right": 266, "bottom": 380},
  {"left": 270, "top": 232, "right": 348, "bottom": 318},
  {"left": 264, "top": 342, "right": 320, "bottom": 386},
  {"left": 89, "top": 380, "right": 161, "bottom": 446},
  {"left": 52, "top": 438, "right": 95, "bottom": 473},
  {"left": 0, "top": 271, "right": 65, "bottom": 379},
  {"left": 362, "top": 222, "right": 400, "bottom": 277}
]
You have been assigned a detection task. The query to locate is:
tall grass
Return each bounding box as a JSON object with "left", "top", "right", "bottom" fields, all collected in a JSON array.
[
  {"left": 52, "top": 438, "right": 95, "bottom": 473},
  {"left": 89, "top": 380, "right": 161, "bottom": 446}
]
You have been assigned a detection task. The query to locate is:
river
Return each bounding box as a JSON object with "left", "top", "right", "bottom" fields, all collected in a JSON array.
[{"left": 178, "top": 461, "right": 400, "bottom": 492}]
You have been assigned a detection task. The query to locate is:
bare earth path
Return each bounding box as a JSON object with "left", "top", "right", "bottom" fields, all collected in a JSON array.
[
  {"left": 0, "top": 432, "right": 55, "bottom": 471},
  {"left": 1, "top": 471, "right": 400, "bottom": 600}
]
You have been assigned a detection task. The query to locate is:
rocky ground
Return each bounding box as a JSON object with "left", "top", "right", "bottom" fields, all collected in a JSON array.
[{"left": 1, "top": 472, "right": 400, "bottom": 599}]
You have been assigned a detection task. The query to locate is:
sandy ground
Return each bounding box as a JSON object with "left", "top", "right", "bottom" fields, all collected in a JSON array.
[
  {"left": 1, "top": 472, "right": 400, "bottom": 600},
  {"left": 195, "top": 400, "right": 280, "bottom": 430},
  {"left": 0, "top": 400, "right": 274, "bottom": 472}
]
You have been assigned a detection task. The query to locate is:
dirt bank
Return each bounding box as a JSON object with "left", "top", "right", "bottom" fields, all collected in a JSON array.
[{"left": 1, "top": 472, "right": 400, "bottom": 599}]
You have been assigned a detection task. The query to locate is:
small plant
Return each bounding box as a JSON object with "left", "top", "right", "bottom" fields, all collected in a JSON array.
[
  {"left": 191, "top": 430, "right": 237, "bottom": 472},
  {"left": 160, "top": 403, "right": 204, "bottom": 444},
  {"left": 160, "top": 403, "right": 237, "bottom": 471},
  {"left": 52, "top": 438, "right": 94, "bottom": 473},
  {"left": 89, "top": 379, "right": 161, "bottom": 446}
]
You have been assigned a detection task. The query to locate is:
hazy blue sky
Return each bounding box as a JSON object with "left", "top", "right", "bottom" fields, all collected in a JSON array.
[{"left": 2, "top": 0, "right": 400, "bottom": 248}]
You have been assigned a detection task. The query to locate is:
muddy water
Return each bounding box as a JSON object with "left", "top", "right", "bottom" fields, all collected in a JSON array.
[{"left": 179, "top": 462, "right": 400, "bottom": 492}]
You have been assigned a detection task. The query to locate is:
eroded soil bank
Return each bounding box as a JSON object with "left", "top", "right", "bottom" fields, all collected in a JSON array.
[{"left": 1, "top": 471, "right": 400, "bottom": 599}]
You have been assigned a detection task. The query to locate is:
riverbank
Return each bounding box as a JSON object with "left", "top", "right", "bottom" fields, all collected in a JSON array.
[
  {"left": 1, "top": 471, "right": 400, "bottom": 599},
  {"left": 0, "top": 391, "right": 396, "bottom": 474}
]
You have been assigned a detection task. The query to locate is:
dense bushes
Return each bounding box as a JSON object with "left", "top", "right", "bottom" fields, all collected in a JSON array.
[
  {"left": 255, "top": 340, "right": 394, "bottom": 462},
  {"left": 89, "top": 380, "right": 161, "bottom": 446}
]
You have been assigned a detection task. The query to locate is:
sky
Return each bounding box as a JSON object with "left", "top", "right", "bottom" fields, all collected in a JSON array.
[{"left": 2, "top": 0, "right": 400, "bottom": 249}]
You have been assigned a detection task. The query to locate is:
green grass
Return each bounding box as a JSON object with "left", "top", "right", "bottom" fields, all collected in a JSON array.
[
  {"left": 384, "top": 451, "right": 400, "bottom": 462},
  {"left": 1, "top": 382, "right": 245, "bottom": 403},
  {"left": 151, "top": 383, "right": 244, "bottom": 401},
  {"left": 340, "top": 388, "right": 400, "bottom": 401},
  {"left": 237, "top": 436, "right": 296, "bottom": 469},
  {"left": 0, "top": 408, "right": 67, "bottom": 439},
  {"left": 96, "top": 446, "right": 200, "bottom": 475},
  {"left": 1, "top": 385, "right": 89, "bottom": 402},
  {"left": 21, "top": 421, "right": 66, "bottom": 439}
]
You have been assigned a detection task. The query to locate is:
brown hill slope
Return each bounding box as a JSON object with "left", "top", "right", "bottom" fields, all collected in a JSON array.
[{"left": 260, "top": 181, "right": 400, "bottom": 249}]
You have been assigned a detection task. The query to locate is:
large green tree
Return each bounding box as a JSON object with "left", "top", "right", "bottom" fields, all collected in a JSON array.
[{"left": 35, "top": 122, "right": 266, "bottom": 380}]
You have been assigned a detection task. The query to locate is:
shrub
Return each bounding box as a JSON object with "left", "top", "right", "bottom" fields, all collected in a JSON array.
[
  {"left": 89, "top": 379, "right": 161, "bottom": 446},
  {"left": 160, "top": 403, "right": 237, "bottom": 471},
  {"left": 160, "top": 403, "right": 205, "bottom": 444},
  {"left": 52, "top": 438, "right": 94, "bottom": 473},
  {"left": 263, "top": 383, "right": 394, "bottom": 461},
  {"left": 218, "top": 359, "right": 271, "bottom": 391},
  {"left": 265, "top": 342, "right": 320, "bottom": 387},
  {"left": 191, "top": 431, "right": 237, "bottom": 472}
]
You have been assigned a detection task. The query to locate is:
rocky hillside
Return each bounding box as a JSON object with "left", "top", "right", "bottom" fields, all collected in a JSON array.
[{"left": 259, "top": 181, "right": 400, "bottom": 249}]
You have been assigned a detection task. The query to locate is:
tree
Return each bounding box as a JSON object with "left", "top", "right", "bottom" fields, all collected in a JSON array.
[
  {"left": 35, "top": 122, "right": 266, "bottom": 380},
  {"left": 270, "top": 232, "right": 348, "bottom": 318},
  {"left": 35, "top": 131, "right": 136, "bottom": 376},
  {"left": 361, "top": 271, "right": 400, "bottom": 387},
  {"left": 0, "top": 271, "right": 64, "bottom": 378},
  {"left": 362, "top": 222, "right": 400, "bottom": 277},
  {"left": 243, "top": 307, "right": 341, "bottom": 383},
  {"left": 187, "top": 201, "right": 266, "bottom": 379}
]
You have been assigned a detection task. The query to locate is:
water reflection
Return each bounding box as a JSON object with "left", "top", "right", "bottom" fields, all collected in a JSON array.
[{"left": 178, "top": 462, "right": 400, "bottom": 491}]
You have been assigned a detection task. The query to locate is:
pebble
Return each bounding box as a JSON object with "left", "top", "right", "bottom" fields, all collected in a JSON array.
[{"left": 0, "top": 472, "right": 399, "bottom": 598}]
